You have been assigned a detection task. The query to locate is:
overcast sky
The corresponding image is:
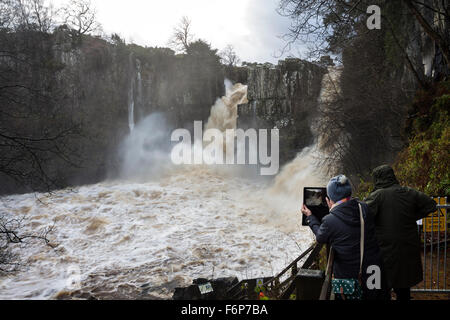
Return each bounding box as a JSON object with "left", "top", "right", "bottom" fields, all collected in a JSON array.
[{"left": 52, "top": 0, "right": 304, "bottom": 64}]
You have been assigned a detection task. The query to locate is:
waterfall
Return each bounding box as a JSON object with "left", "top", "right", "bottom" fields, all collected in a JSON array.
[
  {"left": 128, "top": 64, "right": 136, "bottom": 133},
  {"left": 128, "top": 57, "right": 143, "bottom": 133},
  {"left": 423, "top": 45, "right": 435, "bottom": 78},
  {"left": 136, "top": 59, "right": 143, "bottom": 119},
  {"left": 128, "top": 95, "right": 135, "bottom": 133},
  {"left": 205, "top": 81, "right": 248, "bottom": 132}
]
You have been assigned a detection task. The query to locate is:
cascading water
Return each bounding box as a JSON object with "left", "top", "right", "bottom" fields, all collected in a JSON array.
[
  {"left": 128, "top": 79, "right": 135, "bottom": 132},
  {"left": 136, "top": 59, "right": 143, "bottom": 119},
  {"left": 128, "top": 57, "right": 143, "bottom": 133},
  {"left": 205, "top": 80, "right": 248, "bottom": 132},
  {"left": 0, "top": 69, "right": 340, "bottom": 300}
]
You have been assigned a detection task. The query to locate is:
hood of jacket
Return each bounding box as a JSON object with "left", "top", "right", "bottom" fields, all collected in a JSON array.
[
  {"left": 372, "top": 165, "right": 399, "bottom": 190},
  {"left": 330, "top": 199, "right": 363, "bottom": 227}
]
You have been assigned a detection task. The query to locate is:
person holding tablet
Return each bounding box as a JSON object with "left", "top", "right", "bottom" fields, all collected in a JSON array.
[{"left": 301, "top": 175, "right": 388, "bottom": 300}]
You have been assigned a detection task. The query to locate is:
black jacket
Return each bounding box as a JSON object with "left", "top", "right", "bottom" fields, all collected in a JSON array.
[
  {"left": 365, "top": 165, "right": 437, "bottom": 288},
  {"left": 307, "top": 199, "right": 382, "bottom": 281}
]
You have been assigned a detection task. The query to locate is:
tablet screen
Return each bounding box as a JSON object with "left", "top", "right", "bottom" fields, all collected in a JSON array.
[{"left": 302, "top": 187, "right": 329, "bottom": 226}]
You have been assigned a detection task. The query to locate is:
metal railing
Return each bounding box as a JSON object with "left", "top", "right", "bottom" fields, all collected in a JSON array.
[
  {"left": 413, "top": 197, "right": 449, "bottom": 293},
  {"left": 263, "top": 242, "right": 323, "bottom": 299},
  {"left": 225, "top": 242, "right": 325, "bottom": 300}
]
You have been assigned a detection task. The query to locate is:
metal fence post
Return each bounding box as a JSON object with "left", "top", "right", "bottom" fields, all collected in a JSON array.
[{"left": 413, "top": 198, "right": 450, "bottom": 294}]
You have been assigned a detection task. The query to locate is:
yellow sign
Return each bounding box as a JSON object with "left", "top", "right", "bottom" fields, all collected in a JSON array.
[
  {"left": 423, "top": 198, "right": 447, "bottom": 232},
  {"left": 424, "top": 217, "right": 446, "bottom": 232}
]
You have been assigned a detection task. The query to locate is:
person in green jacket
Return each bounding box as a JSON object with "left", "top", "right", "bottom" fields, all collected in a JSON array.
[{"left": 365, "top": 165, "right": 437, "bottom": 301}]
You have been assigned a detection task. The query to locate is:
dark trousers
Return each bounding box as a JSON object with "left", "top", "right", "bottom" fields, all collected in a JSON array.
[
  {"left": 393, "top": 288, "right": 411, "bottom": 301},
  {"left": 362, "top": 261, "right": 391, "bottom": 300}
]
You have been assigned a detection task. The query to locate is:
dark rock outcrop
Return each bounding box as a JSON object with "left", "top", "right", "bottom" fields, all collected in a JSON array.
[{"left": 238, "top": 59, "right": 326, "bottom": 164}]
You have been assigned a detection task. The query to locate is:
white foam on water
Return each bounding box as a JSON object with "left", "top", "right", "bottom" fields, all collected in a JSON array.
[{"left": 0, "top": 166, "right": 314, "bottom": 299}]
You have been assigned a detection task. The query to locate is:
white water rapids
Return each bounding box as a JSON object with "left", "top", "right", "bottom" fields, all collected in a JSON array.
[{"left": 0, "top": 70, "right": 340, "bottom": 300}]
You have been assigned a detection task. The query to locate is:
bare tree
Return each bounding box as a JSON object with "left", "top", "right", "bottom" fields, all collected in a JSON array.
[
  {"left": 168, "top": 16, "right": 194, "bottom": 53},
  {"left": 0, "top": 0, "right": 14, "bottom": 28},
  {"left": 2, "top": 0, "right": 56, "bottom": 32},
  {"left": 278, "top": 0, "right": 449, "bottom": 73},
  {"left": 219, "top": 44, "right": 241, "bottom": 67},
  {"left": 404, "top": 0, "right": 450, "bottom": 67},
  {"left": 63, "top": 0, "right": 100, "bottom": 36},
  {"left": 0, "top": 213, "right": 55, "bottom": 274},
  {"left": 0, "top": 0, "right": 83, "bottom": 193},
  {"left": 29, "top": 0, "right": 54, "bottom": 32}
]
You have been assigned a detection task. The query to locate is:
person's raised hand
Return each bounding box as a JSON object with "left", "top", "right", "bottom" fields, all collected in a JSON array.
[{"left": 301, "top": 204, "right": 312, "bottom": 217}]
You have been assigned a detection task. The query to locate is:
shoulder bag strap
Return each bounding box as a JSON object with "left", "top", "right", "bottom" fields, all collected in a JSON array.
[{"left": 358, "top": 202, "right": 365, "bottom": 283}]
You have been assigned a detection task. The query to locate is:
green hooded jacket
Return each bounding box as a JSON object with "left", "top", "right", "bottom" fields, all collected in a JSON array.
[{"left": 365, "top": 165, "right": 437, "bottom": 288}]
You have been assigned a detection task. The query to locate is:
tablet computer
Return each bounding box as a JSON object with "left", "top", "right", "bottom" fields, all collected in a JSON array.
[{"left": 302, "top": 187, "right": 329, "bottom": 226}]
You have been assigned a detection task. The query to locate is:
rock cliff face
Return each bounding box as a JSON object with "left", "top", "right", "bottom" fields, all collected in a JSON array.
[
  {"left": 74, "top": 40, "right": 225, "bottom": 181},
  {"left": 385, "top": 0, "right": 449, "bottom": 94},
  {"left": 238, "top": 59, "right": 326, "bottom": 164},
  {"left": 54, "top": 34, "right": 225, "bottom": 132},
  {"left": 0, "top": 31, "right": 225, "bottom": 194},
  {"left": 128, "top": 52, "right": 225, "bottom": 129}
]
